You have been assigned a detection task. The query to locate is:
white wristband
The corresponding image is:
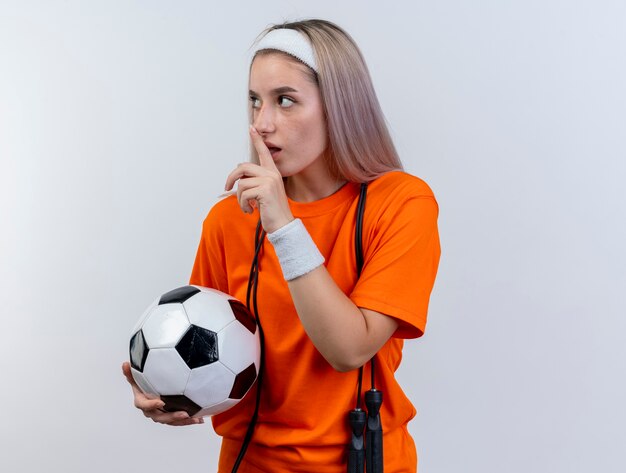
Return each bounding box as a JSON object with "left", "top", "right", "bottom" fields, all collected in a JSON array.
[{"left": 266, "top": 218, "right": 325, "bottom": 281}]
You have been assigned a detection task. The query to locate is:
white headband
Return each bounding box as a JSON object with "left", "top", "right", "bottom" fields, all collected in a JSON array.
[{"left": 251, "top": 28, "right": 318, "bottom": 72}]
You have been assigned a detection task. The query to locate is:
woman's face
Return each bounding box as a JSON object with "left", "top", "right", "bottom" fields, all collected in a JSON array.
[{"left": 248, "top": 53, "right": 329, "bottom": 182}]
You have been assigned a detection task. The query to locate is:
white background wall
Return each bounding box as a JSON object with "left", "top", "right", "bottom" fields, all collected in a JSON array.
[{"left": 1, "top": 1, "right": 625, "bottom": 472}]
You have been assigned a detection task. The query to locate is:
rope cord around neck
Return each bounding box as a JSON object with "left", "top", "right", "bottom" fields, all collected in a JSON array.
[
  {"left": 232, "top": 183, "right": 381, "bottom": 473},
  {"left": 231, "top": 220, "right": 266, "bottom": 473}
]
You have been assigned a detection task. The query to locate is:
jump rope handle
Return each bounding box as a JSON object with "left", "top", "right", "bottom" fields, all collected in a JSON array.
[
  {"left": 365, "top": 389, "right": 383, "bottom": 473},
  {"left": 348, "top": 408, "right": 366, "bottom": 473}
]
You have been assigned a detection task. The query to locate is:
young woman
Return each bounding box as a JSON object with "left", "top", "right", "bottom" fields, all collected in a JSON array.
[{"left": 123, "top": 19, "right": 440, "bottom": 473}]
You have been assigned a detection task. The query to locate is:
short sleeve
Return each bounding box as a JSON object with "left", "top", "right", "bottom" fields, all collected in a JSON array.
[
  {"left": 350, "top": 195, "right": 440, "bottom": 339},
  {"left": 189, "top": 211, "right": 228, "bottom": 291}
]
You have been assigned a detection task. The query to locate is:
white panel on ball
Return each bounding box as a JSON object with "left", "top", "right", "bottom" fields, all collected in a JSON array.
[
  {"left": 142, "top": 303, "right": 190, "bottom": 348},
  {"left": 184, "top": 288, "right": 236, "bottom": 332},
  {"left": 218, "top": 321, "right": 261, "bottom": 374},
  {"left": 131, "top": 298, "right": 158, "bottom": 336},
  {"left": 195, "top": 398, "right": 239, "bottom": 418},
  {"left": 131, "top": 367, "right": 158, "bottom": 397},
  {"left": 185, "top": 362, "right": 236, "bottom": 408},
  {"left": 143, "top": 348, "right": 191, "bottom": 395}
]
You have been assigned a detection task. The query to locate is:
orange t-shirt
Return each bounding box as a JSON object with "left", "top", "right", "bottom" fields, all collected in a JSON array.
[{"left": 189, "top": 171, "right": 440, "bottom": 473}]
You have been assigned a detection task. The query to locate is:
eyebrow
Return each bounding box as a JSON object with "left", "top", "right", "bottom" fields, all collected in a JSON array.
[{"left": 249, "top": 86, "right": 299, "bottom": 96}]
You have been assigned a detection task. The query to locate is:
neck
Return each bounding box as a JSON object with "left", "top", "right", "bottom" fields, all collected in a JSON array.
[{"left": 284, "top": 174, "right": 347, "bottom": 203}]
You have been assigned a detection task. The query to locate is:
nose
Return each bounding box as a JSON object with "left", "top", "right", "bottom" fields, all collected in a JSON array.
[{"left": 252, "top": 103, "right": 276, "bottom": 135}]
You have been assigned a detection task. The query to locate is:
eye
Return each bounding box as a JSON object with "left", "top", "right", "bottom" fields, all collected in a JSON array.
[
  {"left": 249, "top": 96, "right": 261, "bottom": 109},
  {"left": 278, "top": 96, "right": 295, "bottom": 108}
]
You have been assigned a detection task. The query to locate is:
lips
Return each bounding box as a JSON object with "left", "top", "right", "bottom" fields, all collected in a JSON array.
[{"left": 264, "top": 142, "right": 282, "bottom": 158}]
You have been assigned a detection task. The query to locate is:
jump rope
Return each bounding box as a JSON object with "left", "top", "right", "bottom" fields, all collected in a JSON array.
[{"left": 232, "top": 183, "right": 384, "bottom": 473}]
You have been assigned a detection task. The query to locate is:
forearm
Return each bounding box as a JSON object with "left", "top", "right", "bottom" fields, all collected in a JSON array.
[{"left": 287, "top": 266, "right": 397, "bottom": 372}]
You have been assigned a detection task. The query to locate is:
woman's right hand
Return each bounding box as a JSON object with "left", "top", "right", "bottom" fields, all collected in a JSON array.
[{"left": 122, "top": 361, "right": 204, "bottom": 426}]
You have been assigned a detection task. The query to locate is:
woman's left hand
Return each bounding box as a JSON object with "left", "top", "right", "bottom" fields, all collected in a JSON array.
[{"left": 224, "top": 126, "right": 294, "bottom": 233}]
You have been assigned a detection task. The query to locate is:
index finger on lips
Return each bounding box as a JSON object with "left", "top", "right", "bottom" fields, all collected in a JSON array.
[{"left": 250, "top": 126, "right": 278, "bottom": 171}]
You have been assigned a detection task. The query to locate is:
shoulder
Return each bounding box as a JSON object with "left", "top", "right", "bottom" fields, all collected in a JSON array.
[
  {"left": 204, "top": 195, "right": 239, "bottom": 224},
  {"left": 370, "top": 171, "right": 435, "bottom": 197},
  {"left": 201, "top": 195, "right": 258, "bottom": 236},
  {"left": 367, "top": 171, "right": 438, "bottom": 213},
  {"left": 361, "top": 171, "right": 439, "bottom": 245}
]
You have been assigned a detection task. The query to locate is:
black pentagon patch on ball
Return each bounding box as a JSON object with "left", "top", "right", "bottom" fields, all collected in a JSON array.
[
  {"left": 229, "top": 363, "right": 257, "bottom": 399},
  {"left": 159, "top": 285, "right": 200, "bottom": 305},
  {"left": 229, "top": 300, "right": 257, "bottom": 334},
  {"left": 176, "top": 325, "right": 219, "bottom": 369},
  {"left": 129, "top": 330, "right": 149, "bottom": 372},
  {"left": 161, "top": 395, "right": 201, "bottom": 417}
]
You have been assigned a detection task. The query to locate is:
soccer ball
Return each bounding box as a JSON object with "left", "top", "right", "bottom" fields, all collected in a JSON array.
[{"left": 129, "top": 285, "right": 260, "bottom": 417}]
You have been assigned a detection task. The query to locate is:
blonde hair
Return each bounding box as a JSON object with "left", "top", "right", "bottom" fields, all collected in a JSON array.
[{"left": 250, "top": 19, "right": 403, "bottom": 183}]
